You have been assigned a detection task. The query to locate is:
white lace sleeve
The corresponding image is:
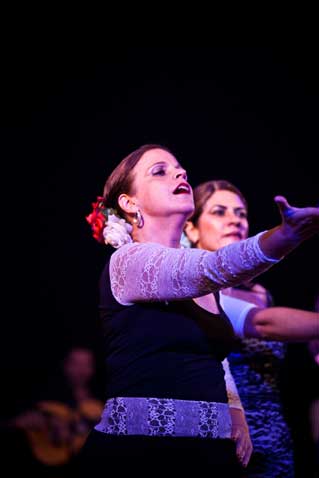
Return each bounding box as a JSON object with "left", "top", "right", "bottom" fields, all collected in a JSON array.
[
  {"left": 222, "top": 358, "right": 243, "bottom": 410},
  {"left": 109, "top": 232, "right": 280, "bottom": 305}
]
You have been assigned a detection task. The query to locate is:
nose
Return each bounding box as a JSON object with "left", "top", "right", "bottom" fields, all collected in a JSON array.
[
  {"left": 226, "top": 210, "right": 242, "bottom": 225},
  {"left": 175, "top": 169, "right": 188, "bottom": 181}
]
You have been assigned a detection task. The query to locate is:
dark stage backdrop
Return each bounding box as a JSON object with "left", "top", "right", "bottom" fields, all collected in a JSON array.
[{"left": 2, "top": 47, "right": 318, "bottom": 471}]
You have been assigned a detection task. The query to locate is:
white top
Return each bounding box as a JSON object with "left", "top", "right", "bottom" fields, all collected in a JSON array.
[{"left": 220, "top": 293, "right": 257, "bottom": 338}]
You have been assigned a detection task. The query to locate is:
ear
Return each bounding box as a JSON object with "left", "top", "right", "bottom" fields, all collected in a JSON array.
[
  {"left": 118, "top": 194, "right": 138, "bottom": 215},
  {"left": 184, "top": 221, "right": 200, "bottom": 245}
]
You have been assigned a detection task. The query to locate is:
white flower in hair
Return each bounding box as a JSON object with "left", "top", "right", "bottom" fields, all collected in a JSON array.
[
  {"left": 180, "top": 231, "right": 192, "bottom": 249},
  {"left": 103, "top": 214, "right": 133, "bottom": 249}
]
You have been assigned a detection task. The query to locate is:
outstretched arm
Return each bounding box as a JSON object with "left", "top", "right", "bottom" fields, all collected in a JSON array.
[
  {"left": 244, "top": 307, "right": 319, "bottom": 341},
  {"left": 110, "top": 196, "right": 319, "bottom": 305},
  {"left": 220, "top": 294, "right": 319, "bottom": 341}
]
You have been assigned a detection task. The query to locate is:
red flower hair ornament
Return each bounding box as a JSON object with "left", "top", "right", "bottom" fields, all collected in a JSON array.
[{"left": 86, "top": 196, "right": 133, "bottom": 249}]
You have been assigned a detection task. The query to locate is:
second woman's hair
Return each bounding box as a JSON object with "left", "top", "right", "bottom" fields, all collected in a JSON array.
[{"left": 190, "top": 180, "right": 248, "bottom": 226}]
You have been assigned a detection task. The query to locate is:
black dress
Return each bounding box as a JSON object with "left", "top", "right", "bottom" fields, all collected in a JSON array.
[{"left": 75, "top": 258, "right": 244, "bottom": 477}]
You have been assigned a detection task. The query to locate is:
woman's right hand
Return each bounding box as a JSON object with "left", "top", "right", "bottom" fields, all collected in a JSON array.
[{"left": 230, "top": 407, "right": 253, "bottom": 468}]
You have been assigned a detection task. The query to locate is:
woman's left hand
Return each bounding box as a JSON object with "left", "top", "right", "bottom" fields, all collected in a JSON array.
[
  {"left": 230, "top": 408, "right": 253, "bottom": 468},
  {"left": 274, "top": 195, "right": 319, "bottom": 243}
]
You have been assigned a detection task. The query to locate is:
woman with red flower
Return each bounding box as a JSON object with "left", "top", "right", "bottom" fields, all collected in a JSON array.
[{"left": 78, "top": 144, "right": 319, "bottom": 477}]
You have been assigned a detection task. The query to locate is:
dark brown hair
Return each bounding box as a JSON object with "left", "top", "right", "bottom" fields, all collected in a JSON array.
[
  {"left": 102, "top": 144, "right": 172, "bottom": 218},
  {"left": 189, "top": 180, "right": 248, "bottom": 226}
]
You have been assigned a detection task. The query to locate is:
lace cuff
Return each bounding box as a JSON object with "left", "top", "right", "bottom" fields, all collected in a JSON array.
[{"left": 255, "top": 231, "right": 282, "bottom": 263}]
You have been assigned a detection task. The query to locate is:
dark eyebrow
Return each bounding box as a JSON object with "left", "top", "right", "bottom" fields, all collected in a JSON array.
[
  {"left": 152, "top": 161, "right": 166, "bottom": 167},
  {"left": 234, "top": 206, "right": 247, "bottom": 211},
  {"left": 153, "top": 161, "right": 182, "bottom": 167},
  {"left": 210, "top": 204, "right": 247, "bottom": 211},
  {"left": 148, "top": 161, "right": 181, "bottom": 171},
  {"left": 149, "top": 161, "right": 167, "bottom": 170}
]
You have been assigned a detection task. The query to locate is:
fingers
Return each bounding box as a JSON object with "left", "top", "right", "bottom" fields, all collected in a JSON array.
[
  {"left": 274, "top": 195, "right": 291, "bottom": 216},
  {"left": 274, "top": 195, "right": 319, "bottom": 219},
  {"left": 274, "top": 196, "right": 319, "bottom": 230},
  {"left": 240, "top": 441, "right": 253, "bottom": 468},
  {"left": 274, "top": 195, "right": 288, "bottom": 205},
  {"left": 232, "top": 426, "right": 253, "bottom": 468}
]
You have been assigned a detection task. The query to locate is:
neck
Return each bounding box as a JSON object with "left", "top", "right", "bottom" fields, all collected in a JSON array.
[
  {"left": 133, "top": 215, "right": 186, "bottom": 248},
  {"left": 73, "top": 384, "right": 92, "bottom": 402}
]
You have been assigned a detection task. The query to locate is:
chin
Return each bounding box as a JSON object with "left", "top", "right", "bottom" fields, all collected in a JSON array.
[{"left": 181, "top": 202, "right": 195, "bottom": 217}]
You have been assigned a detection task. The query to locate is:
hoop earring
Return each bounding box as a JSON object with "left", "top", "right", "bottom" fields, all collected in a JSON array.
[{"left": 133, "top": 210, "right": 144, "bottom": 228}]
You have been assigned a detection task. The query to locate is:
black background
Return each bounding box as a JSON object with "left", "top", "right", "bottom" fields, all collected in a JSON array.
[{"left": 2, "top": 46, "right": 318, "bottom": 472}]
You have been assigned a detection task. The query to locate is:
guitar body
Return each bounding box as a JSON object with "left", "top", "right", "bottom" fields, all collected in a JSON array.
[
  {"left": 22, "top": 399, "right": 103, "bottom": 466},
  {"left": 27, "top": 428, "right": 73, "bottom": 466}
]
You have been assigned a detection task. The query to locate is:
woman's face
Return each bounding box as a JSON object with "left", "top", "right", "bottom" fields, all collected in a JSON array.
[
  {"left": 64, "top": 348, "right": 95, "bottom": 386},
  {"left": 130, "top": 148, "right": 194, "bottom": 220},
  {"left": 194, "top": 189, "right": 249, "bottom": 251}
]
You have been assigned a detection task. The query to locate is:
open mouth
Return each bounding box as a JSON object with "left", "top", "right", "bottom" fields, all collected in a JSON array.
[{"left": 173, "top": 183, "right": 191, "bottom": 194}]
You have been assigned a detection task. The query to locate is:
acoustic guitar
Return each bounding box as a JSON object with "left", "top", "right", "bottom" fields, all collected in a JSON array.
[{"left": 17, "top": 398, "right": 103, "bottom": 466}]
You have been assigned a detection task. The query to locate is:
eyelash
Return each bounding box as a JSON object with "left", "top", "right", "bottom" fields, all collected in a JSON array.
[
  {"left": 212, "top": 210, "right": 226, "bottom": 217},
  {"left": 153, "top": 169, "right": 166, "bottom": 176},
  {"left": 212, "top": 210, "right": 247, "bottom": 218}
]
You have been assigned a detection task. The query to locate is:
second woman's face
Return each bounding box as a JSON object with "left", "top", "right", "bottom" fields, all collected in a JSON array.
[
  {"left": 196, "top": 190, "right": 249, "bottom": 251},
  {"left": 131, "top": 148, "right": 194, "bottom": 220}
]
